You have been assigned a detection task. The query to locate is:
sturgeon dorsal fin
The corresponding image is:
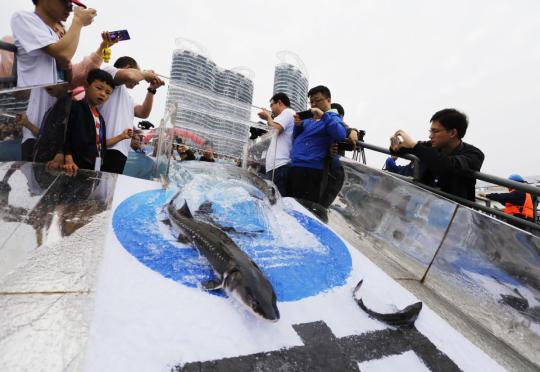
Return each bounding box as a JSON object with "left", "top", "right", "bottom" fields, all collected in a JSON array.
[
  {"left": 197, "top": 201, "right": 214, "bottom": 215},
  {"left": 178, "top": 201, "right": 193, "bottom": 219}
]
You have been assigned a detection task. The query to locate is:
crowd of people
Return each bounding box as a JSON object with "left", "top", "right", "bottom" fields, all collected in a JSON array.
[
  {"left": 255, "top": 90, "right": 487, "bottom": 209},
  {"left": 1, "top": 0, "right": 536, "bottom": 224},
  {"left": 255, "top": 87, "right": 358, "bottom": 207},
  {"left": 5, "top": 0, "right": 163, "bottom": 175},
  {"left": 257, "top": 90, "right": 535, "bottom": 223},
  {"left": 172, "top": 142, "right": 216, "bottom": 163}
]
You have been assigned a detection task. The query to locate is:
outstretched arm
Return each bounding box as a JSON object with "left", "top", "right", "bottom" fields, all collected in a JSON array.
[
  {"left": 113, "top": 68, "right": 159, "bottom": 86},
  {"left": 134, "top": 77, "right": 165, "bottom": 118},
  {"left": 483, "top": 191, "right": 525, "bottom": 205},
  {"left": 257, "top": 109, "right": 284, "bottom": 134},
  {"left": 106, "top": 128, "right": 133, "bottom": 147},
  {"left": 71, "top": 32, "right": 118, "bottom": 86}
]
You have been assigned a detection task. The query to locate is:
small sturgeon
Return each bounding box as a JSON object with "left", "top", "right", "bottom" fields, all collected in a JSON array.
[
  {"left": 166, "top": 193, "right": 280, "bottom": 322},
  {"left": 353, "top": 280, "right": 422, "bottom": 328}
]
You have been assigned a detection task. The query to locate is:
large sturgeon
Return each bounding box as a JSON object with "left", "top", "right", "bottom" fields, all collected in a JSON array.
[{"left": 165, "top": 193, "right": 280, "bottom": 322}]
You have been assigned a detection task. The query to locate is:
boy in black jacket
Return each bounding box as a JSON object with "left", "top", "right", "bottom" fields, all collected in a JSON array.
[
  {"left": 32, "top": 83, "right": 72, "bottom": 168},
  {"left": 64, "top": 69, "right": 131, "bottom": 172}
]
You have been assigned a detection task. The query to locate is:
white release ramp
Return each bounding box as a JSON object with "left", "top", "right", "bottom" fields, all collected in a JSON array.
[{"left": 0, "top": 160, "right": 534, "bottom": 371}]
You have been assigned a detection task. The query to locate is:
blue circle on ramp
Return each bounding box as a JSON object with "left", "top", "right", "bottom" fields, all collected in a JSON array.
[{"left": 113, "top": 189, "right": 352, "bottom": 302}]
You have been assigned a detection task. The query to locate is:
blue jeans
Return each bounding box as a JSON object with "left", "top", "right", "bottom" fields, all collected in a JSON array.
[{"left": 266, "top": 164, "right": 289, "bottom": 197}]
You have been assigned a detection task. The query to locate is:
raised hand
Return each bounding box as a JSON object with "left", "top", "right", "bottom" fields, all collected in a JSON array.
[{"left": 74, "top": 7, "right": 97, "bottom": 27}]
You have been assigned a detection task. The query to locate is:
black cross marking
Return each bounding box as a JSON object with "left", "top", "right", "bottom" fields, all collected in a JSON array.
[{"left": 175, "top": 321, "right": 461, "bottom": 372}]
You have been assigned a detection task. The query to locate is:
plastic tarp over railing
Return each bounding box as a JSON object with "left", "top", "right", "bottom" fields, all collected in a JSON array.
[
  {"left": 151, "top": 103, "right": 176, "bottom": 180},
  {"left": 330, "top": 160, "right": 540, "bottom": 370},
  {"left": 163, "top": 80, "right": 276, "bottom": 169}
]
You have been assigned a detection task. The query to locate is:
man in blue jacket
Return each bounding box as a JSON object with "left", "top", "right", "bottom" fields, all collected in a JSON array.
[{"left": 288, "top": 85, "right": 346, "bottom": 202}]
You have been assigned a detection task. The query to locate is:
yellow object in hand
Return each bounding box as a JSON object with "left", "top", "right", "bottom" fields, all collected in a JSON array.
[{"left": 102, "top": 47, "right": 112, "bottom": 63}]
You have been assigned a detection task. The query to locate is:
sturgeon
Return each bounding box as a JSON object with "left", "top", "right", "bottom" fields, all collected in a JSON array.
[
  {"left": 165, "top": 193, "right": 280, "bottom": 322},
  {"left": 353, "top": 280, "right": 422, "bottom": 328}
]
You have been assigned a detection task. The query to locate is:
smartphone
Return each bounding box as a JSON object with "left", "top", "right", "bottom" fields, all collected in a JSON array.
[
  {"left": 108, "top": 30, "right": 131, "bottom": 42},
  {"left": 297, "top": 110, "right": 314, "bottom": 120}
]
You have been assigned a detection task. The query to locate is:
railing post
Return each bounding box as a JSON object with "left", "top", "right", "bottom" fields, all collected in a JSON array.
[{"left": 412, "top": 157, "right": 421, "bottom": 181}]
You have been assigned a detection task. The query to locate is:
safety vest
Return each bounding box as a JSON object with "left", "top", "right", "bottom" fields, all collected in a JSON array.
[{"left": 504, "top": 190, "right": 534, "bottom": 220}]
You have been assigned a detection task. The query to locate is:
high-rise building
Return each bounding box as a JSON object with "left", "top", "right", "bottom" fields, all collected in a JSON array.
[
  {"left": 166, "top": 39, "right": 254, "bottom": 159},
  {"left": 272, "top": 51, "right": 309, "bottom": 112}
]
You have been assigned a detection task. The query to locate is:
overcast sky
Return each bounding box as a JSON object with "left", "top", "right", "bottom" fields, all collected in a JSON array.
[{"left": 2, "top": 0, "right": 539, "bottom": 177}]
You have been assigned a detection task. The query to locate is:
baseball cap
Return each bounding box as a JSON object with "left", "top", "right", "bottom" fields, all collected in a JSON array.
[{"left": 71, "top": 0, "right": 88, "bottom": 8}]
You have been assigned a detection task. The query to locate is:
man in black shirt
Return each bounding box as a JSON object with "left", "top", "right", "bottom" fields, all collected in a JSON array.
[{"left": 390, "top": 108, "right": 484, "bottom": 201}]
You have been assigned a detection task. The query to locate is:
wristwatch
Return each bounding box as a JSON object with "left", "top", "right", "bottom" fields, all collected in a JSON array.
[{"left": 147, "top": 87, "right": 157, "bottom": 95}]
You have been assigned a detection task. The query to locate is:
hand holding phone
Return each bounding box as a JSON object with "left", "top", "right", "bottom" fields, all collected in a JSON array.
[
  {"left": 107, "top": 30, "right": 131, "bottom": 42},
  {"left": 296, "top": 110, "right": 314, "bottom": 120}
]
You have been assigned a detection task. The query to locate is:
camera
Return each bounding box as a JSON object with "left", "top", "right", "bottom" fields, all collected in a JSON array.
[
  {"left": 337, "top": 140, "right": 356, "bottom": 152},
  {"left": 138, "top": 120, "right": 154, "bottom": 130},
  {"left": 296, "top": 110, "right": 314, "bottom": 120},
  {"left": 358, "top": 130, "right": 366, "bottom": 142},
  {"left": 249, "top": 126, "right": 268, "bottom": 140}
]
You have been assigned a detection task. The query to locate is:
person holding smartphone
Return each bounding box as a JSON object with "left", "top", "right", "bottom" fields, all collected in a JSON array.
[
  {"left": 11, "top": 0, "right": 96, "bottom": 160},
  {"left": 257, "top": 92, "right": 295, "bottom": 196},
  {"left": 287, "top": 85, "right": 346, "bottom": 203},
  {"left": 389, "top": 108, "right": 484, "bottom": 201}
]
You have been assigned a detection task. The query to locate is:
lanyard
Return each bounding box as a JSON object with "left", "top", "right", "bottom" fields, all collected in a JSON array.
[{"left": 89, "top": 106, "right": 103, "bottom": 156}]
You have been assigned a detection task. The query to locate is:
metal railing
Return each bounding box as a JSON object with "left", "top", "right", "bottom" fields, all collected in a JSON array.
[
  {"left": 352, "top": 141, "right": 540, "bottom": 234},
  {"left": 352, "top": 141, "right": 422, "bottom": 180},
  {"left": 0, "top": 41, "right": 17, "bottom": 88}
]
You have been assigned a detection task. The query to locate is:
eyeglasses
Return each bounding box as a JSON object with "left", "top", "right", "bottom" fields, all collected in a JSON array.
[{"left": 429, "top": 128, "right": 446, "bottom": 134}]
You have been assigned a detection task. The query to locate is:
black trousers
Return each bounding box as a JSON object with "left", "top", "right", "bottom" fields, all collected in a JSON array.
[
  {"left": 21, "top": 139, "right": 35, "bottom": 161},
  {"left": 319, "top": 165, "right": 345, "bottom": 208},
  {"left": 265, "top": 164, "right": 289, "bottom": 197},
  {"left": 101, "top": 149, "right": 127, "bottom": 174},
  {"left": 287, "top": 166, "right": 323, "bottom": 203}
]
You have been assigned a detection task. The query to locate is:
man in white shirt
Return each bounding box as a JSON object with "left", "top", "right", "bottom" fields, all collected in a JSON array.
[
  {"left": 11, "top": 0, "right": 95, "bottom": 159},
  {"left": 99, "top": 56, "right": 164, "bottom": 174},
  {"left": 257, "top": 92, "right": 295, "bottom": 196}
]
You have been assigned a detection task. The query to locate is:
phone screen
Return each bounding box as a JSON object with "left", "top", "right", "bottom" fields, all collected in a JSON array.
[{"left": 108, "top": 30, "right": 131, "bottom": 41}]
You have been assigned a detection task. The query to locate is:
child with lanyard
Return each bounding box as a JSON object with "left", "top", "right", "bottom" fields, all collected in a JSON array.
[{"left": 64, "top": 68, "right": 130, "bottom": 171}]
